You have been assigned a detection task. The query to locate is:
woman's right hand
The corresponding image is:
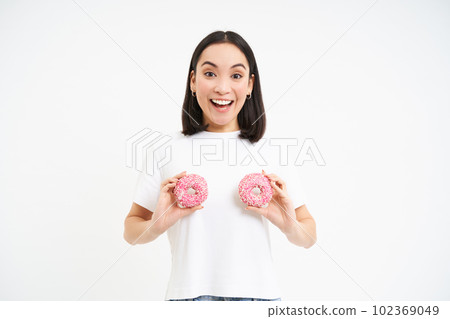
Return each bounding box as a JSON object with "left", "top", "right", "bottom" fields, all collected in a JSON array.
[{"left": 150, "top": 171, "right": 204, "bottom": 236}]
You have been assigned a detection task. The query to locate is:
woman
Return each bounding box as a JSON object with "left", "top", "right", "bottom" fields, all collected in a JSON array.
[{"left": 124, "top": 30, "right": 317, "bottom": 301}]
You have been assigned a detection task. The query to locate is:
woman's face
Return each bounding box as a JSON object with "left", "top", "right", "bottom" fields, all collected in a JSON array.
[{"left": 190, "top": 43, "right": 254, "bottom": 132}]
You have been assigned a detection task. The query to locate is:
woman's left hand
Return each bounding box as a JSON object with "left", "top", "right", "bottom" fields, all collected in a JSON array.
[{"left": 245, "top": 169, "right": 298, "bottom": 234}]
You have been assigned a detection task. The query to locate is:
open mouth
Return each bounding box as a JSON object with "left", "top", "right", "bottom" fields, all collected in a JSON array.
[{"left": 210, "top": 99, "right": 234, "bottom": 112}]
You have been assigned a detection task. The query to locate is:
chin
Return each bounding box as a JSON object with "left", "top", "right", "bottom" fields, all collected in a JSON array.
[
  {"left": 208, "top": 115, "right": 237, "bottom": 126},
  {"left": 218, "top": 117, "right": 239, "bottom": 125}
]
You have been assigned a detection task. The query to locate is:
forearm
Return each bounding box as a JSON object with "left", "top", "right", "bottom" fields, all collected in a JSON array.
[
  {"left": 123, "top": 216, "right": 161, "bottom": 245},
  {"left": 284, "top": 218, "right": 317, "bottom": 248}
]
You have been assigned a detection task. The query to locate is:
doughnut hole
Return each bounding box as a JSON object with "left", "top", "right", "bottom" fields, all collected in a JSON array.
[
  {"left": 252, "top": 187, "right": 261, "bottom": 195},
  {"left": 238, "top": 173, "right": 273, "bottom": 208}
]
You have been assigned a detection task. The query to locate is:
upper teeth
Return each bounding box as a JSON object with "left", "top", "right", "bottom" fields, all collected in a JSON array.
[{"left": 212, "top": 99, "right": 232, "bottom": 105}]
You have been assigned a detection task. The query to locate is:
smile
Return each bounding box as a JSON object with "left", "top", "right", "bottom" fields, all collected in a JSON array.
[
  {"left": 210, "top": 99, "right": 234, "bottom": 113},
  {"left": 211, "top": 99, "right": 233, "bottom": 105}
]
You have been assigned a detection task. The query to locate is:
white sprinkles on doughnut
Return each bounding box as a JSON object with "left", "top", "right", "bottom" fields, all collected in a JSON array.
[{"left": 173, "top": 173, "right": 208, "bottom": 208}]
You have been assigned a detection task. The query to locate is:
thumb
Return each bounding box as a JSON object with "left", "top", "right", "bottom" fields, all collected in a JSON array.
[
  {"left": 245, "top": 205, "right": 262, "bottom": 214},
  {"left": 182, "top": 205, "right": 204, "bottom": 216}
]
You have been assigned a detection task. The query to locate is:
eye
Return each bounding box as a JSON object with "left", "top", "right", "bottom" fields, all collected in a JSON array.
[
  {"left": 232, "top": 74, "right": 243, "bottom": 79},
  {"left": 204, "top": 71, "right": 215, "bottom": 77}
]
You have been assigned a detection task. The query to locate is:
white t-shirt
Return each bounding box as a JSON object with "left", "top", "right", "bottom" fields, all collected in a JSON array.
[{"left": 133, "top": 129, "right": 308, "bottom": 300}]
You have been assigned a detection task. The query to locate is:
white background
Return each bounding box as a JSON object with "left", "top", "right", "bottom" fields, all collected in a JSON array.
[{"left": 1, "top": 0, "right": 449, "bottom": 301}]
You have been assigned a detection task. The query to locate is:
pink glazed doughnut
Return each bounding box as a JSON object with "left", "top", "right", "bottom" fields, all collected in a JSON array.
[
  {"left": 238, "top": 173, "right": 273, "bottom": 208},
  {"left": 173, "top": 174, "right": 208, "bottom": 208}
]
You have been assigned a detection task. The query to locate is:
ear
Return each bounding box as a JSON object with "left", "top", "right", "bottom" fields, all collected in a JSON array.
[
  {"left": 190, "top": 70, "right": 196, "bottom": 92},
  {"left": 248, "top": 73, "right": 255, "bottom": 95}
]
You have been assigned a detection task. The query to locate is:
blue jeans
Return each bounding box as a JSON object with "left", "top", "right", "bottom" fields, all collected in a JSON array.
[{"left": 168, "top": 295, "right": 281, "bottom": 301}]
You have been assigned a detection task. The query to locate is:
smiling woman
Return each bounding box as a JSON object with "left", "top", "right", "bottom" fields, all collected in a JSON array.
[
  {"left": 125, "top": 30, "right": 315, "bottom": 302},
  {"left": 181, "top": 31, "right": 266, "bottom": 142}
]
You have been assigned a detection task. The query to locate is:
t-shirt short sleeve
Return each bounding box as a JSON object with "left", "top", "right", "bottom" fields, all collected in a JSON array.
[{"left": 132, "top": 149, "right": 164, "bottom": 213}]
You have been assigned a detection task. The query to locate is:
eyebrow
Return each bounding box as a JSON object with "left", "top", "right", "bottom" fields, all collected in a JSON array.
[{"left": 201, "top": 61, "right": 246, "bottom": 70}]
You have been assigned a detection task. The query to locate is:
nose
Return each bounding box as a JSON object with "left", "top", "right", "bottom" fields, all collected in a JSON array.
[{"left": 214, "top": 77, "right": 231, "bottom": 94}]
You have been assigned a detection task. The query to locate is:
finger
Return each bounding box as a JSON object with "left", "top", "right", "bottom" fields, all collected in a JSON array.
[
  {"left": 268, "top": 180, "right": 278, "bottom": 194},
  {"left": 245, "top": 205, "right": 261, "bottom": 213},
  {"left": 161, "top": 179, "right": 175, "bottom": 190},
  {"left": 265, "top": 173, "right": 281, "bottom": 180},
  {"left": 162, "top": 182, "right": 177, "bottom": 192},
  {"left": 168, "top": 177, "right": 179, "bottom": 183},
  {"left": 163, "top": 182, "right": 176, "bottom": 189},
  {"left": 173, "top": 171, "right": 187, "bottom": 179},
  {"left": 270, "top": 180, "right": 285, "bottom": 194},
  {"left": 188, "top": 204, "right": 204, "bottom": 211},
  {"left": 262, "top": 170, "right": 280, "bottom": 181},
  {"left": 266, "top": 175, "right": 285, "bottom": 187},
  {"left": 162, "top": 177, "right": 179, "bottom": 185},
  {"left": 275, "top": 180, "right": 286, "bottom": 190},
  {"left": 182, "top": 205, "right": 204, "bottom": 216},
  {"left": 261, "top": 172, "right": 286, "bottom": 191},
  {"left": 161, "top": 173, "right": 186, "bottom": 187},
  {"left": 245, "top": 205, "right": 268, "bottom": 218}
]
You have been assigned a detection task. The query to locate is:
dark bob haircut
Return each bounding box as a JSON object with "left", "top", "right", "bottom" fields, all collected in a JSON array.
[{"left": 181, "top": 30, "right": 266, "bottom": 144}]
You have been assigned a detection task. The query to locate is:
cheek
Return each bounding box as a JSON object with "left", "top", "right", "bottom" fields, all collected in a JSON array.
[
  {"left": 197, "top": 80, "right": 211, "bottom": 95},
  {"left": 235, "top": 83, "right": 249, "bottom": 97},
  {"left": 195, "top": 81, "right": 211, "bottom": 113}
]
